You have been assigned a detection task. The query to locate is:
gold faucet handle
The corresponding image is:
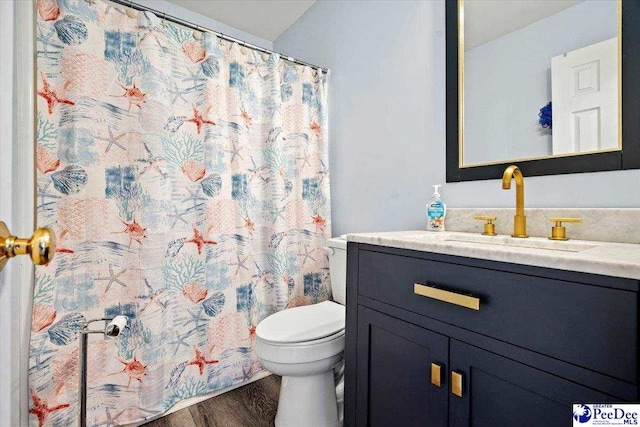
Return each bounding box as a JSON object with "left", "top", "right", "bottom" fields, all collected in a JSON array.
[
  {"left": 474, "top": 216, "right": 497, "bottom": 236},
  {"left": 548, "top": 217, "right": 582, "bottom": 241}
]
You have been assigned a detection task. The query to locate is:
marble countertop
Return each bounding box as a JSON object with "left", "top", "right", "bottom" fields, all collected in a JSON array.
[{"left": 347, "top": 230, "right": 640, "bottom": 280}]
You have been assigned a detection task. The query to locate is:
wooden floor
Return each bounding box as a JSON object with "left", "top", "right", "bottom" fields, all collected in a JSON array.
[{"left": 142, "top": 375, "right": 281, "bottom": 427}]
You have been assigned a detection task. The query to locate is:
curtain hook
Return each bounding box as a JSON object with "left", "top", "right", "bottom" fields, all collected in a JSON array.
[
  {"left": 125, "top": 0, "right": 139, "bottom": 18},
  {"left": 193, "top": 24, "right": 203, "bottom": 41}
]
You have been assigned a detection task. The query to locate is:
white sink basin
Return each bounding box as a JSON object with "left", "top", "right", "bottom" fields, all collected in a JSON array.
[
  {"left": 408, "top": 232, "right": 598, "bottom": 253},
  {"left": 443, "top": 234, "right": 597, "bottom": 253}
]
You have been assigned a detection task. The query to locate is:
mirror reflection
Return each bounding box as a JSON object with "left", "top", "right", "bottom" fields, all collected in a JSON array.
[{"left": 461, "top": 0, "right": 620, "bottom": 166}]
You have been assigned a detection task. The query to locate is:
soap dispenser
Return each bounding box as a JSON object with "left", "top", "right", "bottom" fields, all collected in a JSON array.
[{"left": 426, "top": 185, "right": 446, "bottom": 231}]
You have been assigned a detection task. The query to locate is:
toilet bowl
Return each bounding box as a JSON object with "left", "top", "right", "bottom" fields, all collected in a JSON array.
[{"left": 256, "top": 236, "right": 347, "bottom": 427}]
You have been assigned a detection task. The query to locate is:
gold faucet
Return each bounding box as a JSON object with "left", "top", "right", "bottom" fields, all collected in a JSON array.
[{"left": 502, "top": 165, "right": 528, "bottom": 238}]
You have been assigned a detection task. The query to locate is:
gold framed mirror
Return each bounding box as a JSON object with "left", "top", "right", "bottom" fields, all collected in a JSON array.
[{"left": 446, "top": 0, "right": 639, "bottom": 182}]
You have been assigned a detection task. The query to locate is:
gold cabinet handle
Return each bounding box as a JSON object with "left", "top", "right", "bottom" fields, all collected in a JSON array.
[
  {"left": 431, "top": 363, "right": 442, "bottom": 387},
  {"left": 474, "top": 215, "right": 497, "bottom": 236},
  {"left": 414, "top": 283, "right": 480, "bottom": 311},
  {"left": 0, "top": 221, "right": 56, "bottom": 271},
  {"left": 451, "top": 371, "right": 463, "bottom": 397},
  {"left": 548, "top": 217, "right": 582, "bottom": 241}
]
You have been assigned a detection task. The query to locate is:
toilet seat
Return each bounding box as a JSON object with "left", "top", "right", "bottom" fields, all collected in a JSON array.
[
  {"left": 258, "top": 328, "right": 345, "bottom": 347},
  {"left": 256, "top": 300, "right": 345, "bottom": 344},
  {"left": 256, "top": 301, "right": 346, "bottom": 366},
  {"left": 257, "top": 329, "right": 345, "bottom": 365}
]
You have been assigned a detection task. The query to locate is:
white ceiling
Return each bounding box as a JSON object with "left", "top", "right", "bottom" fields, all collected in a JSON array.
[
  {"left": 464, "top": 0, "right": 584, "bottom": 51},
  {"left": 165, "top": 0, "right": 316, "bottom": 42}
]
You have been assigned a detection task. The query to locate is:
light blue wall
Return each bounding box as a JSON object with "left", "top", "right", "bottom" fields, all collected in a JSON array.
[
  {"left": 465, "top": 0, "right": 617, "bottom": 164},
  {"left": 274, "top": 0, "right": 640, "bottom": 236}
]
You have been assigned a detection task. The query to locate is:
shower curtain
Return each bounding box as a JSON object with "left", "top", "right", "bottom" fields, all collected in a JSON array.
[{"left": 30, "top": 0, "right": 331, "bottom": 425}]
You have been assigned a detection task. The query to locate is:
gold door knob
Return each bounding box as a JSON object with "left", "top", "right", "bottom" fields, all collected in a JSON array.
[
  {"left": 548, "top": 217, "right": 582, "bottom": 241},
  {"left": 474, "top": 215, "right": 497, "bottom": 236},
  {"left": 0, "top": 221, "right": 56, "bottom": 271}
]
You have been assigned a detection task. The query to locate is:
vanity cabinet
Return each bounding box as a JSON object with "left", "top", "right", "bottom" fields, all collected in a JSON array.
[
  {"left": 356, "top": 307, "right": 448, "bottom": 427},
  {"left": 449, "top": 340, "right": 616, "bottom": 427},
  {"left": 345, "top": 243, "right": 639, "bottom": 427}
]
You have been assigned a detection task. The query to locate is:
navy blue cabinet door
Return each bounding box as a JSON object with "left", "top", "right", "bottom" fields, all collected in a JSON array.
[
  {"left": 356, "top": 307, "right": 448, "bottom": 427},
  {"left": 449, "top": 340, "right": 618, "bottom": 427}
]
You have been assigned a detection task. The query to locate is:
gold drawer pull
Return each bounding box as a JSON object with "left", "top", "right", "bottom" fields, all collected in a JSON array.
[
  {"left": 414, "top": 283, "right": 480, "bottom": 311},
  {"left": 431, "top": 363, "right": 442, "bottom": 387},
  {"left": 451, "top": 371, "right": 463, "bottom": 397}
]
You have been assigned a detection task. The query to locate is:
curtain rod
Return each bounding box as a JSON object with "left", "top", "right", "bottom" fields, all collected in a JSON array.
[{"left": 107, "top": 0, "right": 329, "bottom": 73}]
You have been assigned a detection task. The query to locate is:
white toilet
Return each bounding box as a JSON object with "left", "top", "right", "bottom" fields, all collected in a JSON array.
[{"left": 256, "top": 236, "right": 347, "bottom": 427}]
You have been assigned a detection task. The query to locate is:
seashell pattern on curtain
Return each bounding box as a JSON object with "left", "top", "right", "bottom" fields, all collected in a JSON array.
[{"left": 30, "top": 0, "right": 331, "bottom": 425}]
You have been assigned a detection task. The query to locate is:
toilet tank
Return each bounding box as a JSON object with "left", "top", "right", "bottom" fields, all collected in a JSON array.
[{"left": 327, "top": 236, "right": 347, "bottom": 305}]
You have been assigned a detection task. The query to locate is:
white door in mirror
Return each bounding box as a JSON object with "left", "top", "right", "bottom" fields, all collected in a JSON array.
[{"left": 551, "top": 37, "right": 618, "bottom": 155}]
